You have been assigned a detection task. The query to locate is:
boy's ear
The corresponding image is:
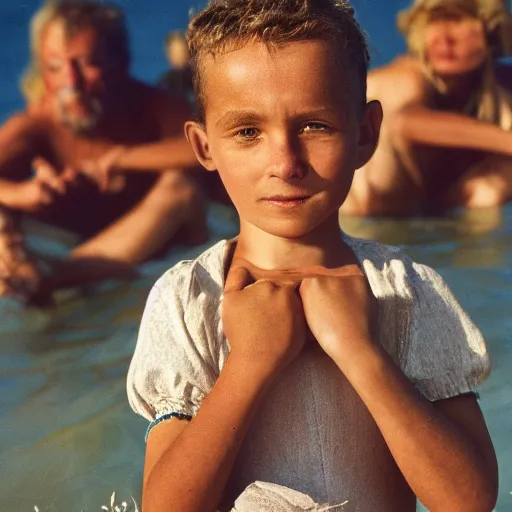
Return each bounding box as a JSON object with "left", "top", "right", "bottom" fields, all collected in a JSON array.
[
  {"left": 184, "top": 121, "right": 217, "bottom": 171},
  {"left": 355, "top": 100, "right": 383, "bottom": 169}
]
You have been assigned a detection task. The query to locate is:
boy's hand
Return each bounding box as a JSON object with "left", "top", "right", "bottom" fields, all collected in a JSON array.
[
  {"left": 299, "top": 265, "right": 378, "bottom": 369},
  {"left": 222, "top": 264, "right": 307, "bottom": 378}
]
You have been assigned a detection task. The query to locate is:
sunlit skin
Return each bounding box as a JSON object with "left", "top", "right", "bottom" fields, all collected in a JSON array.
[
  {"left": 425, "top": 16, "right": 488, "bottom": 78},
  {"left": 342, "top": 13, "right": 512, "bottom": 217},
  {"left": 145, "top": 39, "right": 498, "bottom": 512},
  {"left": 40, "top": 20, "right": 125, "bottom": 131},
  {"left": 0, "top": 18, "right": 204, "bottom": 301},
  {"left": 167, "top": 37, "right": 190, "bottom": 69},
  {"left": 186, "top": 40, "right": 382, "bottom": 271}
]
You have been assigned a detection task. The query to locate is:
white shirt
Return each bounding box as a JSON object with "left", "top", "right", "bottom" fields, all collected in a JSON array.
[{"left": 127, "top": 234, "right": 490, "bottom": 511}]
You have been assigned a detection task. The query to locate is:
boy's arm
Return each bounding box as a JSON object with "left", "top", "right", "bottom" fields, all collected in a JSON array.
[
  {"left": 300, "top": 273, "right": 498, "bottom": 512},
  {"left": 142, "top": 267, "right": 306, "bottom": 512},
  {"left": 338, "top": 344, "right": 498, "bottom": 512},
  {"left": 143, "top": 355, "right": 275, "bottom": 512}
]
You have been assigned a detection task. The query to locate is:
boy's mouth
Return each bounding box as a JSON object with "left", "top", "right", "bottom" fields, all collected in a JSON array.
[{"left": 260, "top": 194, "right": 312, "bottom": 207}]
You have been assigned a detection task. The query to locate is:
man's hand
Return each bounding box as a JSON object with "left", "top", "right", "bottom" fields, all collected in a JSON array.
[
  {"left": 3, "top": 158, "right": 79, "bottom": 213},
  {"left": 299, "top": 265, "right": 378, "bottom": 368},
  {"left": 222, "top": 264, "right": 307, "bottom": 378},
  {"left": 79, "top": 145, "right": 127, "bottom": 193}
]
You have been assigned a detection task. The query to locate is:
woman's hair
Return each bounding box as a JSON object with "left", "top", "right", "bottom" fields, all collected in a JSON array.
[
  {"left": 186, "top": 0, "right": 370, "bottom": 122},
  {"left": 21, "top": 0, "right": 130, "bottom": 106},
  {"left": 397, "top": 0, "right": 512, "bottom": 61}
]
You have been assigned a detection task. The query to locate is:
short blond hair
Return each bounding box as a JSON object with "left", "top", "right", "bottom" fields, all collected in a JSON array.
[
  {"left": 187, "top": 0, "right": 369, "bottom": 122},
  {"left": 21, "top": 0, "right": 129, "bottom": 106}
]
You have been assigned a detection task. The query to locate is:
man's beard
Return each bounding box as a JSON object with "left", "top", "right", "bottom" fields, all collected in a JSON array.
[{"left": 56, "top": 87, "right": 104, "bottom": 133}]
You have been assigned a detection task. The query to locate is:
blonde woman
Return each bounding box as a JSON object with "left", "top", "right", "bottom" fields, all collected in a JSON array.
[{"left": 341, "top": 0, "right": 512, "bottom": 216}]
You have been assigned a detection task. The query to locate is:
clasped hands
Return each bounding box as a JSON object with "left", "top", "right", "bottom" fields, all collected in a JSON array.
[
  {"left": 222, "top": 258, "right": 379, "bottom": 379},
  {"left": 25, "top": 146, "right": 127, "bottom": 212}
]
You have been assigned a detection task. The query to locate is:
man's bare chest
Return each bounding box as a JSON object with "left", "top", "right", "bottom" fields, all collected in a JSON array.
[{"left": 47, "top": 116, "right": 160, "bottom": 170}]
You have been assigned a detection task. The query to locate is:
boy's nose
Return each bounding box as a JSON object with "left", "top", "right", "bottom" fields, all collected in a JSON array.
[{"left": 269, "top": 137, "right": 308, "bottom": 181}]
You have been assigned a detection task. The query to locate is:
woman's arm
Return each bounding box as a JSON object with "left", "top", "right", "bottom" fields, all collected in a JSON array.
[{"left": 391, "top": 105, "right": 512, "bottom": 156}]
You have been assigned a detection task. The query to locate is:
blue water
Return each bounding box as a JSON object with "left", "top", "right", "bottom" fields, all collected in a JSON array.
[{"left": 0, "top": 1, "right": 511, "bottom": 511}]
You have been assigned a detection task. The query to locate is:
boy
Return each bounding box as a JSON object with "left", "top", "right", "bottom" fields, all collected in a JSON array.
[{"left": 127, "top": 1, "right": 498, "bottom": 510}]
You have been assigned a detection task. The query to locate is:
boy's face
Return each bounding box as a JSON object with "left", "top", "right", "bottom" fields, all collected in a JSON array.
[{"left": 187, "top": 40, "right": 381, "bottom": 239}]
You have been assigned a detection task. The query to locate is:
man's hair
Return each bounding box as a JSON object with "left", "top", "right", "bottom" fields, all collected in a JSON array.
[
  {"left": 186, "top": 0, "right": 370, "bottom": 122},
  {"left": 21, "top": 0, "right": 130, "bottom": 105}
]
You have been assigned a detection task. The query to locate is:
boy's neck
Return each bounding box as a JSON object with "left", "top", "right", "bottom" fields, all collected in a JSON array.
[{"left": 234, "top": 215, "right": 353, "bottom": 271}]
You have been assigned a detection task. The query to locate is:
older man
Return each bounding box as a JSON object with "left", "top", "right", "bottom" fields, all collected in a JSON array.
[
  {"left": 0, "top": 0, "right": 206, "bottom": 301},
  {"left": 342, "top": 0, "right": 512, "bottom": 217}
]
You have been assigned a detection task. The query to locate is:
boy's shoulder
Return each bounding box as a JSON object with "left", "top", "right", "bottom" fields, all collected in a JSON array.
[
  {"left": 152, "top": 234, "right": 439, "bottom": 303},
  {"left": 345, "top": 233, "right": 412, "bottom": 270},
  {"left": 152, "top": 239, "right": 229, "bottom": 299},
  {"left": 345, "top": 233, "right": 439, "bottom": 297}
]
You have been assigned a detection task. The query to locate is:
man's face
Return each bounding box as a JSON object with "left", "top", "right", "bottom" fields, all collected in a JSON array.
[
  {"left": 40, "top": 20, "right": 121, "bottom": 132},
  {"left": 190, "top": 40, "right": 380, "bottom": 239},
  {"left": 425, "top": 16, "right": 488, "bottom": 77}
]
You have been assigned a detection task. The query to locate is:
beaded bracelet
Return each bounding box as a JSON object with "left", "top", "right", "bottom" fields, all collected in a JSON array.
[{"left": 145, "top": 411, "right": 192, "bottom": 441}]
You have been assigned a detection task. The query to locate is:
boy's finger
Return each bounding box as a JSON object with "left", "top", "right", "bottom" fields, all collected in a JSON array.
[{"left": 224, "top": 266, "right": 255, "bottom": 293}]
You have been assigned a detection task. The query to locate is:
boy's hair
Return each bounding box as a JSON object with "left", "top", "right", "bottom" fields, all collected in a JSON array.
[
  {"left": 186, "top": 0, "right": 370, "bottom": 123},
  {"left": 21, "top": 0, "right": 130, "bottom": 105}
]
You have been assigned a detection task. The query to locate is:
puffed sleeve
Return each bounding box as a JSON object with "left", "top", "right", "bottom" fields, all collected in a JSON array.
[
  {"left": 127, "top": 260, "right": 222, "bottom": 429},
  {"left": 402, "top": 262, "right": 491, "bottom": 402}
]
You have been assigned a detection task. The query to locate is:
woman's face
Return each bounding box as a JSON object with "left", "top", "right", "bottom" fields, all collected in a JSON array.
[{"left": 424, "top": 15, "right": 488, "bottom": 77}]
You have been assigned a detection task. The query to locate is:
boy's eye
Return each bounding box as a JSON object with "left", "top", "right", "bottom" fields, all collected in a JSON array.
[
  {"left": 301, "top": 122, "right": 329, "bottom": 133},
  {"left": 235, "top": 128, "right": 260, "bottom": 140}
]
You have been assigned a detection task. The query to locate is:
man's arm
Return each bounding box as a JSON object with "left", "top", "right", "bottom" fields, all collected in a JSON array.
[
  {"left": 121, "top": 89, "right": 198, "bottom": 170},
  {"left": 109, "top": 138, "right": 198, "bottom": 173},
  {"left": 79, "top": 91, "right": 199, "bottom": 189},
  {"left": 0, "top": 113, "right": 44, "bottom": 207}
]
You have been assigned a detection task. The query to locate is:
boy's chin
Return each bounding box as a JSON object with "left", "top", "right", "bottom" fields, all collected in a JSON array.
[{"left": 255, "top": 219, "right": 332, "bottom": 240}]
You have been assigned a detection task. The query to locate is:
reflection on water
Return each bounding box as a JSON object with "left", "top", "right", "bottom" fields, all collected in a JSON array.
[{"left": 1, "top": 204, "right": 511, "bottom": 511}]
